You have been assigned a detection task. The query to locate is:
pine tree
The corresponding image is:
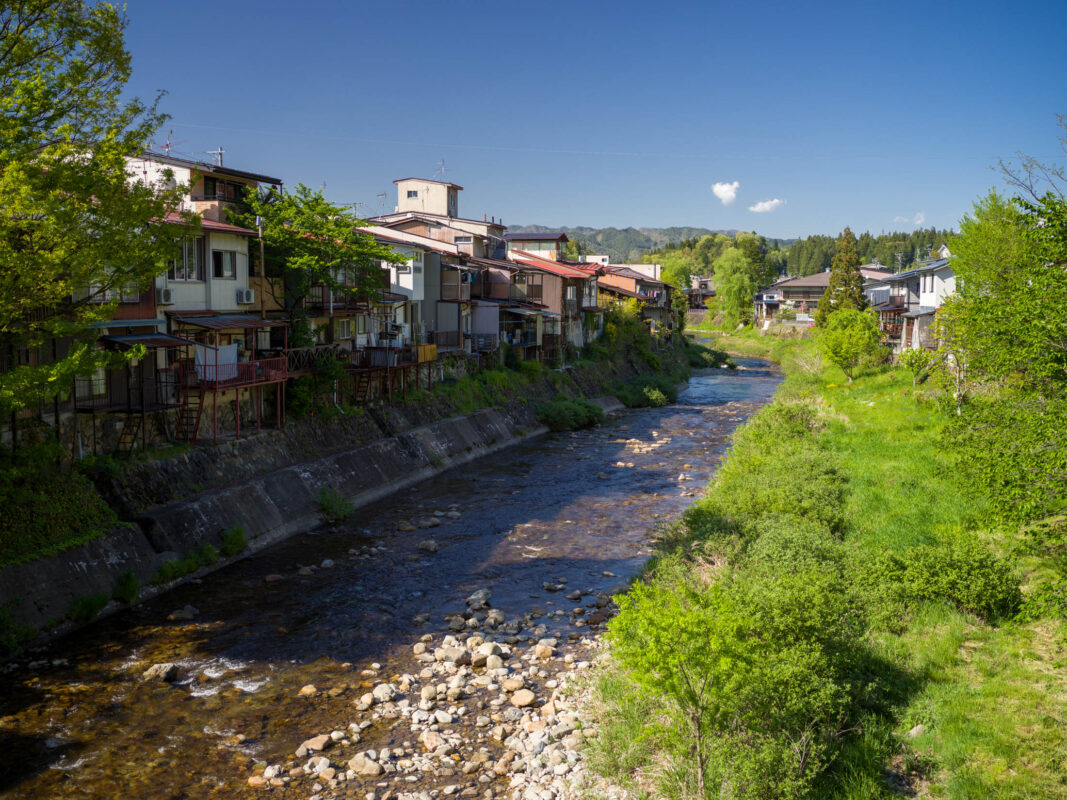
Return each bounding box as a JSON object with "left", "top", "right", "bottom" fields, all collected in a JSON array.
[{"left": 815, "top": 227, "right": 867, "bottom": 326}]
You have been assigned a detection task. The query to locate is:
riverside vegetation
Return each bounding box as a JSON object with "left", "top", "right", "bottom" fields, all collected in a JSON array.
[{"left": 589, "top": 323, "right": 1066, "bottom": 799}]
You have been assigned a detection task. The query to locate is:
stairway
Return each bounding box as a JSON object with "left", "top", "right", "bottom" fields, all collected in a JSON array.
[
  {"left": 352, "top": 371, "right": 372, "bottom": 403},
  {"left": 174, "top": 393, "right": 205, "bottom": 442},
  {"left": 116, "top": 415, "right": 143, "bottom": 453}
]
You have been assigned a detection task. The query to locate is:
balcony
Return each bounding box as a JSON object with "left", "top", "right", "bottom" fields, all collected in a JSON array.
[
  {"left": 472, "top": 334, "right": 498, "bottom": 352},
  {"left": 431, "top": 330, "right": 463, "bottom": 349},
  {"left": 306, "top": 284, "right": 370, "bottom": 311},
  {"left": 881, "top": 321, "right": 903, "bottom": 337},
  {"left": 73, "top": 373, "right": 180, "bottom": 413},
  {"left": 542, "top": 333, "right": 562, "bottom": 349},
  {"left": 182, "top": 357, "right": 287, "bottom": 390}
]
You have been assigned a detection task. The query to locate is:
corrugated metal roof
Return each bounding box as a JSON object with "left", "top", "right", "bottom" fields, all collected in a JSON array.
[
  {"left": 172, "top": 314, "right": 288, "bottom": 330},
  {"left": 161, "top": 212, "right": 257, "bottom": 236},
  {"left": 511, "top": 252, "right": 591, "bottom": 279},
  {"left": 100, "top": 333, "right": 197, "bottom": 349},
  {"left": 504, "top": 232, "right": 569, "bottom": 242},
  {"left": 139, "top": 152, "right": 282, "bottom": 185}
]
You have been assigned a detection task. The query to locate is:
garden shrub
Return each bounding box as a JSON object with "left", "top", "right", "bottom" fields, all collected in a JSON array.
[{"left": 535, "top": 398, "right": 604, "bottom": 431}]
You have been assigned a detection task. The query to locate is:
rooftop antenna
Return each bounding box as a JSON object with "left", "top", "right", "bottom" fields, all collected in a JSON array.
[
  {"left": 376, "top": 192, "right": 387, "bottom": 214},
  {"left": 352, "top": 201, "right": 368, "bottom": 219},
  {"left": 205, "top": 145, "right": 224, "bottom": 166},
  {"left": 434, "top": 159, "right": 447, "bottom": 181}
]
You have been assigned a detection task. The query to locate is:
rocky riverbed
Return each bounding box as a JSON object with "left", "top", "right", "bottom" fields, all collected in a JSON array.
[{"left": 0, "top": 361, "right": 779, "bottom": 799}]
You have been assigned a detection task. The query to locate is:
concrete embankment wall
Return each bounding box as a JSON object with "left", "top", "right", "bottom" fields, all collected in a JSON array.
[{"left": 0, "top": 395, "right": 624, "bottom": 634}]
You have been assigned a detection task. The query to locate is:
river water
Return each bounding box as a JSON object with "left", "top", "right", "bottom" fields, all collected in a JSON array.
[{"left": 0, "top": 360, "right": 779, "bottom": 799}]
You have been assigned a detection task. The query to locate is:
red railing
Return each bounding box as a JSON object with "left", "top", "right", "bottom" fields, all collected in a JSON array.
[{"left": 183, "top": 357, "right": 288, "bottom": 389}]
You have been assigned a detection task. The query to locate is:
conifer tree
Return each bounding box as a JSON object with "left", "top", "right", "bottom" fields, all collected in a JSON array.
[{"left": 815, "top": 227, "right": 867, "bottom": 326}]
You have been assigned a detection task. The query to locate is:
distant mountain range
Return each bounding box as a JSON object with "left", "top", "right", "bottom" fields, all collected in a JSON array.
[{"left": 509, "top": 225, "right": 738, "bottom": 263}]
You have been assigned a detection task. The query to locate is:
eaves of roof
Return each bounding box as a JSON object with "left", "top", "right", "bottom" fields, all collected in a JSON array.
[
  {"left": 510, "top": 251, "right": 591, "bottom": 279},
  {"left": 139, "top": 152, "right": 282, "bottom": 185}
]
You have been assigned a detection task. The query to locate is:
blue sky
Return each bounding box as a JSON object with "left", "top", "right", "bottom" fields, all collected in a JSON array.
[{"left": 123, "top": 0, "right": 1067, "bottom": 239}]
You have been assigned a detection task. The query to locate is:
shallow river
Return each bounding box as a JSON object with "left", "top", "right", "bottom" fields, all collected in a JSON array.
[{"left": 0, "top": 359, "right": 779, "bottom": 799}]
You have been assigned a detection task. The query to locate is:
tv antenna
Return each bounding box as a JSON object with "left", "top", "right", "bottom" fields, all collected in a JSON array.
[
  {"left": 205, "top": 145, "right": 224, "bottom": 166},
  {"left": 434, "top": 159, "right": 447, "bottom": 181},
  {"left": 152, "top": 129, "right": 185, "bottom": 156},
  {"left": 352, "top": 201, "right": 369, "bottom": 219},
  {"left": 376, "top": 192, "right": 387, "bottom": 214}
]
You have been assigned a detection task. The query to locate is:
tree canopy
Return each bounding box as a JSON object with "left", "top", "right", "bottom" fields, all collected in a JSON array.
[
  {"left": 814, "top": 227, "right": 867, "bottom": 327},
  {"left": 229, "top": 184, "right": 399, "bottom": 338},
  {"left": 713, "top": 247, "right": 759, "bottom": 328},
  {"left": 0, "top": 1, "right": 186, "bottom": 418}
]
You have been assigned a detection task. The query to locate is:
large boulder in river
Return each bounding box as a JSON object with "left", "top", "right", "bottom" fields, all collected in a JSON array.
[{"left": 142, "top": 663, "right": 179, "bottom": 682}]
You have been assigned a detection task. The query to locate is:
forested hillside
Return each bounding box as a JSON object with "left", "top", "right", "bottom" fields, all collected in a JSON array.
[
  {"left": 508, "top": 225, "right": 735, "bottom": 262},
  {"left": 783, "top": 227, "right": 955, "bottom": 275}
]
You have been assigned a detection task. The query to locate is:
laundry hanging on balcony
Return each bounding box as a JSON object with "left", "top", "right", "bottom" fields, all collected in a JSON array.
[{"left": 195, "top": 343, "right": 238, "bottom": 383}]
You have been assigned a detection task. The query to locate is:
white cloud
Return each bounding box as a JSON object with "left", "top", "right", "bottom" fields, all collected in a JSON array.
[
  {"left": 748, "top": 198, "right": 784, "bottom": 213},
  {"left": 711, "top": 181, "right": 739, "bottom": 205},
  {"left": 912, "top": 211, "right": 925, "bottom": 226},
  {"left": 892, "top": 215, "right": 908, "bottom": 224}
]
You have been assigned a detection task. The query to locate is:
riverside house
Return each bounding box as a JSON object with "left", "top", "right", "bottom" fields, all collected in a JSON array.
[
  {"left": 754, "top": 265, "right": 894, "bottom": 320},
  {"left": 873, "top": 256, "right": 956, "bottom": 352}
]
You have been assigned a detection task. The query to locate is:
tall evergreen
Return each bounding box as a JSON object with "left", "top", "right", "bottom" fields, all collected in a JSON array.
[{"left": 815, "top": 227, "right": 867, "bottom": 326}]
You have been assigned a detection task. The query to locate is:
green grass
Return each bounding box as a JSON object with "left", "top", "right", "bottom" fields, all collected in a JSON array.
[{"left": 594, "top": 332, "right": 1067, "bottom": 799}]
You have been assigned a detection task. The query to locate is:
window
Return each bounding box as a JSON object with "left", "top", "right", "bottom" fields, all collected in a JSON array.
[
  {"left": 356, "top": 315, "right": 368, "bottom": 335},
  {"left": 566, "top": 286, "right": 577, "bottom": 300},
  {"left": 169, "top": 237, "right": 205, "bottom": 281},
  {"left": 454, "top": 236, "right": 472, "bottom": 244},
  {"left": 335, "top": 318, "right": 353, "bottom": 340},
  {"left": 212, "top": 250, "right": 237, "bottom": 279},
  {"left": 407, "top": 190, "right": 418, "bottom": 198},
  {"left": 200, "top": 176, "right": 248, "bottom": 202}
]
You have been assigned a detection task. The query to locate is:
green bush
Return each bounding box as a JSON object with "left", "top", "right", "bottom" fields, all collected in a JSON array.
[
  {"left": 316, "top": 486, "right": 354, "bottom": 523},
  {"left": 67, "top": 592, "right": 109, "bottom": 622},
  {"left": 152, "top": 542, "right": 220, "bottom": 584},
  {"left": 898, "top": 535, "right": 1021, "bottom": 620},
  {"left": 685, "top": 341, "right": 735, "bottom": 369},
  {"left": 535, "top": 398, "right": 604, "bottom": 431},
  {"left": 518, "top": 359, "right": 542, "bottom": 380},
  {"left": 0, "top": 602, "right": 36, "bottom": 656},
  {"left": 616, "top": 375, "right": 679, "bottom": 408},
  {"left": 0, "top": 443, "right": 117, "bottom": 568},
  {"left": 112, "top": 570, "right": 139, "bottom": 604},
  {"left": 220, "top": 525, "right": 247, "bottom": 557}
]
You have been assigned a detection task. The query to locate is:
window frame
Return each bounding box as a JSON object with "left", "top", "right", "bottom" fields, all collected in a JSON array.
[
  {"left": 168, "top": 236, "right": 205, "bottom": 282},
  {"left": 212, "top": 249, "right": 237, "bottom": 280}
]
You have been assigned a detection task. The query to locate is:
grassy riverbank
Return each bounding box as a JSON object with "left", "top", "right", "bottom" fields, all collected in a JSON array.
[{"left": 592, "top": 333, "right": 1067, "bottom": 799}]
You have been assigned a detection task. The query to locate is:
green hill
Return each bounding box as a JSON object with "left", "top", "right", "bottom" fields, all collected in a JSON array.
[{"left": 509, "top": 225, "right": 737, "bottom": 262}]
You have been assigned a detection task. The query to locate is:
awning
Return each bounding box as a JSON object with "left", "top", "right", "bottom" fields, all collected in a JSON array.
[
  {"left": 902, "top": 306, "right": 936, "bottom": 318},
  {"left": 100, "top": 333, "right": 197, "bottom": 350},
  {"left": 172, "top": 314, "right": 288, "bottom": 330},
  {"left": 504, "top": 307, "right": 541, "bottom": 317}
]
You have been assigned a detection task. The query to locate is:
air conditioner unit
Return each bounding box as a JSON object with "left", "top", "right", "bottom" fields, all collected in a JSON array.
[
  {"left": 237, "top": 288, "right": 255, "bottom": 304},
  {"left": 156, "top": 287, "right": 174, "bottom": 305}
]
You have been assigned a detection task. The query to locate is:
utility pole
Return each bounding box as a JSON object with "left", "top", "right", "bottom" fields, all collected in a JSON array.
[{"left": 257, "top": 215, "right": 267, "bottom": 320}]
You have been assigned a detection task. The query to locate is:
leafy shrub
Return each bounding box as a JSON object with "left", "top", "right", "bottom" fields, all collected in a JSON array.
[
  {"left": 518, "top": 359, "right": 542, "bottom": 380},
  {"left": 220, "top": 525, "right": 247, "bottom": 557},
  {"left": 609, "top": 561, "right": 866, "bottom": 800},
  {"left": 685, "top": 341, "right": 734, "bottom": 369},
  {"left": 0, "top": 602, "right": 36, "bottom": 656},
  {"left": 152, "top": 542, "right": 220, "bottom": 584},
  {"left": 898, "top": 347, "right": 934, "bottom": 385},
  {"left": 112, "top": 570, "right": 139, "bottom": 604},
  {"left": 616, "top": 375, "right": 679, "bottom": 408},
  {"left": 897, "top": 535, "right": 1021, "bottom": 620},
  {"left": 0, "top": 443, "right": 117, "bottom": 567},
  {"left": 535, "top": 398, "right": 604, "bottom": 431},
  {"left": 860, "top": 534, "right": 1022, "bottom": 621},
  {"left": 817, "top": 308, "right": 882, "bottom": 382},
  {"left": 316, "top": 486, "right": 354, "bottom": 523},
  {"left": 67, "top": 592, "right": 109, "bottom": 622}
]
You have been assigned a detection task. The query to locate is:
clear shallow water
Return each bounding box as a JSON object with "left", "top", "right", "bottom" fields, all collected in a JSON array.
[{"left": 0, "top": 363, "right": 780, "bottom": 799}]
